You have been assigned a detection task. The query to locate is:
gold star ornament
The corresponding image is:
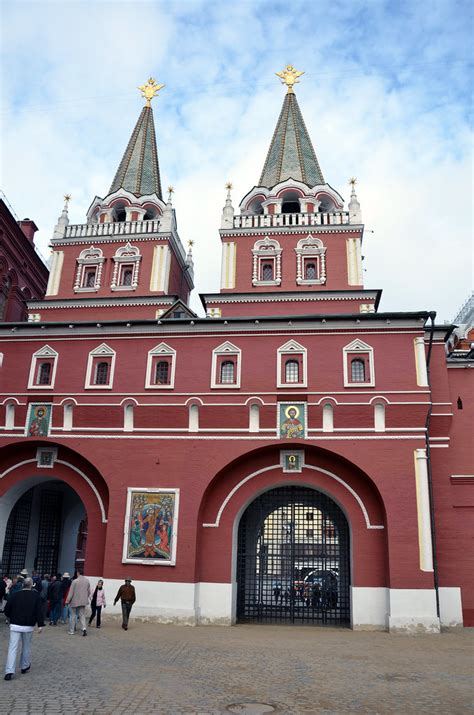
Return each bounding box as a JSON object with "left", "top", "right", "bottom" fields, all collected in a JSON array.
[
  {"left": 64, "top": 193, "right": 71, "bottom": 204},
  {"left": 348, "top": 177, "right": 358, "bottom": 189},
  {"left": 275, "top": 65, "right": 304, "bottom": 93},
  {"left": 138, "top": 77, "right": 165, "bottom": 107}
]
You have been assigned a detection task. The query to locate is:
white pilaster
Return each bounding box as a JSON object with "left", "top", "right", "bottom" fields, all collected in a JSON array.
[
  {"left": 414, "top": 337, "right": 429, "bottom": 386},
  {"left": 45, "top": 251, "right": 64, "bottom": 296},
  {"left": 221, "top": 242, "right": 236, "bottom": 289},
  {"left": 414, "top": 448, "right": 434, "bottom": 572}
]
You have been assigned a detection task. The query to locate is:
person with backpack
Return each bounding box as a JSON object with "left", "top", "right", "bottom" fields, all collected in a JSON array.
[{"left": 4, "top": 578, "right": 44, "bottom": 681}]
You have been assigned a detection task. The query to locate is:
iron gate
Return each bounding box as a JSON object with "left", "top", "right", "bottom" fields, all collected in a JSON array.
[{"left": 237, "top": 486, "right": 350, "bottom": 625}]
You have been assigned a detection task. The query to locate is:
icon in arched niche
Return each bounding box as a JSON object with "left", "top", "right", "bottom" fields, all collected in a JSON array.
[
  {"left": 25, "top": 403, "right": 52, "bottom": 437},
  {"left": 122, "top": 488, "right": 179, "bottom": 566},
  {"left": 278, "top": 402, "right": 307, "bottom": 439}
]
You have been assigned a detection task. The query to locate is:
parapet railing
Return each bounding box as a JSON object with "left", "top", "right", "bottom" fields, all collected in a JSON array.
[
  {"left": 64, "top": 219, "right": 162, "bottom": 239},
  {"left": 232, "top": 211, "right": 351, "bottom": 229}
]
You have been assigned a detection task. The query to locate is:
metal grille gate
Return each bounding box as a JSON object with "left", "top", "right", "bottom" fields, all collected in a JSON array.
[
  {"left": 35, "top": 489, "right": 63, "bottom": 576},
  {"left": 237, "top": 486, "right": 350, "bottom": 625},
  {"left": 1, "top": 489, "right": 33, "bottom": 577}
]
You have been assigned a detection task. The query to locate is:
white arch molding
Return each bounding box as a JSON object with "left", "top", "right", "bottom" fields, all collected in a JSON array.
[
  {"left": 202, "top": 463, "right": 384, "bottom": 530},
  {"left": 0, "top": 459, "right": 107, "bottom": 523}
]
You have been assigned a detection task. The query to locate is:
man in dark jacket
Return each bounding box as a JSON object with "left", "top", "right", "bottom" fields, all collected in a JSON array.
[
  {"left": 47, "top": 575, "right": 63, "bottom": 626},
  {"left": 4, "top": 578, "right": 44, "bottom": 681},
  {"left": 113, "top": 578, "right": 136, "bottom": 630}
]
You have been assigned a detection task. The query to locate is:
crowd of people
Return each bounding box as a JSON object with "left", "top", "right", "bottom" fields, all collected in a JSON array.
[{"left": 1, "top": 569, "right": 136, "bottom": 681}]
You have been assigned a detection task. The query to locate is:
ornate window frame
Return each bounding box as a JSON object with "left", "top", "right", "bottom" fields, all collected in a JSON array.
[
  {"left": 252, "top": 236, "right": 282, "bottom": 286},
  {"left": 145, "top": 342, "right": 176, "bottom": 389},
  {"left": 74, "top": 246, "right": 105, "bottom": 293},
  {"left": 211, "top": 341, "right": 241, "bottom": 389},
  {"left": 111, "top": 242, "right": 141, "bottom": 290},
  {"left": 295, "top": 235, "right": 326, "bottom": 285},
  {"left": 343, "top": 339, "right": 375, "bottom": 387},
  {"left": 277, "top": 340, "right": 307, "bottom": 388},
  {"left": 85, "top": 343, "right": 116, "bottom": 389},
  {"left": 27, "top": 345, "right": 58, "bottom": 390}
]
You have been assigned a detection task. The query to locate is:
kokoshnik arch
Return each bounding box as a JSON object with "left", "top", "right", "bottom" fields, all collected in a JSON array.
[{"left": 0, "top": 67, "right": 472, "bottom": 632}]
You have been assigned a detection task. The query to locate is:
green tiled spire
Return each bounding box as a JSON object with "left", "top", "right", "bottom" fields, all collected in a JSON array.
[
  {"left": 109, "top": 105, "right": 163, "bottom": 199},
  {"left": 259, "top": 91, "right": 325, "bottom": 189}
]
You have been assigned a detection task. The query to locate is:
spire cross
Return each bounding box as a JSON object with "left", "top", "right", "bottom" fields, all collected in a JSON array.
[
  {"left": 348, "top": 177, "right": 358, "bottom": 191},
  {"left": 138, "top": 77, "right": 165, "bottom": 107},
  {"left": 275, "top": 65, "right": 304, "bottom": 94}
]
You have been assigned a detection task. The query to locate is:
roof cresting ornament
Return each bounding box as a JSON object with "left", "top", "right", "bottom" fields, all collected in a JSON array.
[
  {"left": 138, "top": 77, "right": 165, "bottom": 107},
  {"left": 275, "top": 64, "right": 304, "bottom": 94}
]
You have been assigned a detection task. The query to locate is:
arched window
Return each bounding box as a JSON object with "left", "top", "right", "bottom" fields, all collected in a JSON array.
[
  {"left": 155, "top": 361, "right": 169, "bottom": 385},
  {"left": 37, "top": 362, "right": 52, "bottom": 385},
  {"left": 262, "top": 263, "right": 274, "bottom": 281},
  {"left": 285, "top": 360, "right": 299, "bottom": 384},
  {"left": 94, "top": 362, "right": 109, "bottom": 385},
  {"left": 305, "top": 263, "right": 316, "bottom": 280},
  {"left": 221, "top": 360, "right": 235, "bottom": 384},
  {"left": 351, "top": 359, "right": 365, "bottom": 382}
]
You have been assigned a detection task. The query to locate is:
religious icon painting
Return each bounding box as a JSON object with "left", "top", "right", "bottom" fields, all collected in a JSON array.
[
  {"left": 25, "top": 403, "right": 53, "bottom": 437},
  {"left": 122, "top": 488, "right": 179, "bottom": 566},
  {"left": 278, "top": 402, "right": 307, "bottom": 439}
]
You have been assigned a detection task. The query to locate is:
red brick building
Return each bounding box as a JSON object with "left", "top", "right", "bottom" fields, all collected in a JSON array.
[{"left": 0, "top": 70, "right": 472, "bottom": 631}]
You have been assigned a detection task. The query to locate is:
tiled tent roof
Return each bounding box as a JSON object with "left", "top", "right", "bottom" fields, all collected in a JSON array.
[
  {"left": 109, "top": 106, "right": 162, "bottom": 199},
  {"left": 259, "top": 92, "right": 325, "bottom": 189}
]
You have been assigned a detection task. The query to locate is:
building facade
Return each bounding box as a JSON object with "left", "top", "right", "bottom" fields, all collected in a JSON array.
[{"left": 0, "top": 69, "right": 472, "bottom": 632}]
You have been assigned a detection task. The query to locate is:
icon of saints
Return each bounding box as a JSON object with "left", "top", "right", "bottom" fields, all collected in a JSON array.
[{"left": 281, "top": 405, "right": 304, "bottom": 439}]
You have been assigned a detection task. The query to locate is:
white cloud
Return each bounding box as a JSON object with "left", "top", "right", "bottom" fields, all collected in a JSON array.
[{"left": 1, "top": 1, "right": 471, "bottom": 322}]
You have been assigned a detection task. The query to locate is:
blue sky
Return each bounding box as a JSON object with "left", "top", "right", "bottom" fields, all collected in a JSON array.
[{"left": 1, "top": 0, "right": 472, "bottom": 319}]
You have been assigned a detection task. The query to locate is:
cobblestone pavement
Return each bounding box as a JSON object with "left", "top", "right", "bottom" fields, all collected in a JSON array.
[{"left": 0, "top": 618, "right": 472, "bottom": 714}]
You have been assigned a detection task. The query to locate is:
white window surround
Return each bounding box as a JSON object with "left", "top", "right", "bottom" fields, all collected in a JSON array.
[
  {"left": 74, "top": 246, "right": 105, "bottom": 293},
  {"left": 295, "top": 235, "right": 327, "bottom": 285},
  {"left": 145, "top": 343, "right": 176, "bottom": 389},
  {"left": 85, "top": 343, "right": 116, "bottom": 389},
  {"left": 27, "top": 345, "right": 59, "bottom": 390},
  {"left": 252, "top": 236, "right": 282, "bottom": 286},
  {"left": 277, "top": 340, "right": 307, "bottom": 388},
  {"left": 111, "top": 242, "right": 142, "bottom": 291},
  {"left": 343, "top": 339, "right": 375, "bottom": 388},
  {"left": 211, "top": 341, "right": 242, "bottom": 389}
]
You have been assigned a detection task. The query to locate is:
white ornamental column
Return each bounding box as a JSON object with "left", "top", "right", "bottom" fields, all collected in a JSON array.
[
  {"left": 414, "top": 337, "right": 429, "bottom": 386},
  {"left": 414, "top": 448, "right": 434, "bottom": 572}
]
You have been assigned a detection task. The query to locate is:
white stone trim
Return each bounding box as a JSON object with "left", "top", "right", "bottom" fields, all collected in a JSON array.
[
  {"left": 110, "top": 242, "right": 142, "bottom": 290},
  {"left": 145, "top": 342, "right": 176, "bottom": 389},
  {"left": 251, "top": 236, "right": 282, "bottom": 286},
  {"left": 84, "top": 343, "right": 116, "bottom": 389},
  {"left": 414, "top": 448, "right": 434, "bottom": 572},
  {"left": 277, "top": 339, "right": 307, "bottom": 388},
  {"left": 295, "top": 234, "right": 326, "bottom": 285},
  {"left": 27, "top": 345, "right": 59, "bottom": 390},
  {"left": 150, "top": 244, "right": 171, "bottom": 292},
  {"left": 351, "top": 587, "right": 388, "bottom": 630},
  {"left": 343, "top": 339, "right": 375, "bottom": 388},
  {"left": 221, "top": 241, "right": 236, "bottom": 289},
  {"left": 211, "top": 341, "right": 242, "bottom": 389},
  {"left": 202, "top": 463, "right": 384, "bottom": 530},
  {"left": 73, "top": 245, "right": 105, "bottom": 292},
  {"left": 45, "top": 251, "right": 64, "bottom": 296},
  {"left": 0, "top": 458, "right": 107, "bottom": 523},
  {"left": 438, "top": 587, "right": 463, "bottom": 626},
  {"left": 414, "top": 337, "right": 429, "bottom": 386},
  {"left": 387, "top": 589, "right": 440, "bottom": 633},
  {"left": 346, "top": 238, "right": 363, "bottom": 285},
  {"left": 122, "top": 487, "right": 179, "bottom": 566}
]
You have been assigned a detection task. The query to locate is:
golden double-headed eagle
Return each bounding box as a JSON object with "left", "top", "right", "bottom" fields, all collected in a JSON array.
[{"left": 275, "top": 65, "right": 304, "bottom": 93}]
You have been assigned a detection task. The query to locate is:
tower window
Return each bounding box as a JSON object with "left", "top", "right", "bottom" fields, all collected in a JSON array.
[
  {"left": 94, "top": 362, "right": 109, "bottom": 385},
  {"left": 262, "top": 263, "right": 274, "bottom": 281},
  {"left": 457, "top": 397, "right": 463, "bottom": 410},
  {"left": 305, "top": 262, "right": 317, "bottom": 280},
  {"left": 155, "top": 361, "right": 170, "bottom": 385},
  {"left": 351, "top": 359, "right": 365, "bottom": 382},
  {"left": 119, "top": 265, "right": 134, "bottom": 287},
  {"left": 37, "top": 362, "right": 52, "bottom": 385},
  {"left": 285, "top": 359, "right": 300, "bottom": 384},
  {"left": 220, "top": 360, "right": 235, "bottom": 384},
  {"left": 83, "top": 268, "right": 97, "bottom": 288}
]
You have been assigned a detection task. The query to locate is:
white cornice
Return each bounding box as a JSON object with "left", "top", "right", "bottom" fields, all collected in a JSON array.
[{"left": 203, "top": 292, "right": 377, "bottom": 304}]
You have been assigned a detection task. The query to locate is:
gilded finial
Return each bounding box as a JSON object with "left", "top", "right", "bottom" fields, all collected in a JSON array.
[
  {"left": 188, "top": 240, "right": 194, "bottom": 248},
  {"left": 64, "top": 193, "right": 71, "bottom": 205},
  {"left": 275, "top": 65, "right": 304, "bottom": 94},
  {"left": 167, "top": 185, "right": 174, "bottom": 202},
  {"left": 138, "top": 77, "right": 165, "bottom": 107},
  {"left": 225, "top": 181, "right": 233, "bottom": 191},
  {"left": 348, "top": 177, "right": 357, "bottom": 190}
]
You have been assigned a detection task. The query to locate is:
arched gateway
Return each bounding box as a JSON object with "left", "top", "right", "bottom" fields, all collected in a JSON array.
[{"left": 236, "top": 486, "right": 350, "bottom": 626}]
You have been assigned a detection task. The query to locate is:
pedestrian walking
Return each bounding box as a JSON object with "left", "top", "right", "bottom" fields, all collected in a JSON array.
[
  {"left": 61, "top": 572, "right": 72, "bottom": 624},
  {"left": 88, "top": 580, "right": 106, "bottom": 628},
  {"left": 47, "top": 575, "right": 62, "bottom": 625},
  {"left": 113, "top": 578, "right": 136, "bottom": 630},
  {"left": 4, "top": 578, "right": 44, "bottom": 681},
  {"left": 65, "top": 570, "right": 91, "bottom": 636},
  {"left": 40, "top": 574, "right": 50, "bottom": 621}
]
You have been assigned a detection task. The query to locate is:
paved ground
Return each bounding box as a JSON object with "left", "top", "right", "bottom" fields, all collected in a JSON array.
[{"left": 0, "top": 617, "right": 472, "bottom": 714}]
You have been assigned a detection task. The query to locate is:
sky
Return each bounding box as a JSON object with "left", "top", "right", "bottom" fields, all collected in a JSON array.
[{"left": 1, "top": 0, "right": 472, "bottom": 322}]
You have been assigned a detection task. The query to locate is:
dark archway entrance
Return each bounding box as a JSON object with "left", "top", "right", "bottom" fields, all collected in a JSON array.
[
  {"left": 236, "top": 486, "right": 350, "bottom": 625},
  {"left": 1, "top": 481, "right": 87, "bottom": 577}
]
